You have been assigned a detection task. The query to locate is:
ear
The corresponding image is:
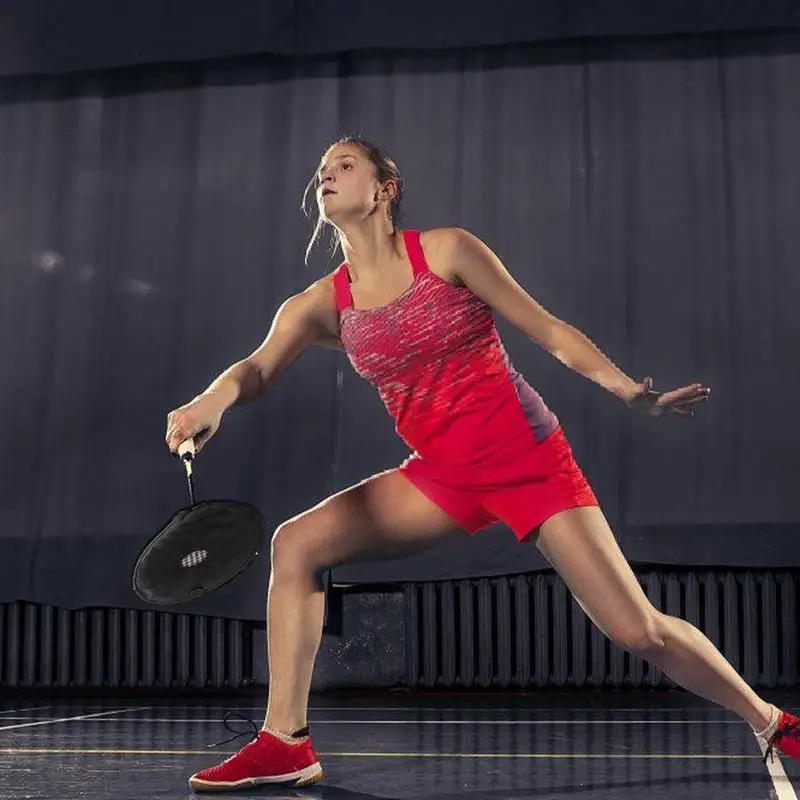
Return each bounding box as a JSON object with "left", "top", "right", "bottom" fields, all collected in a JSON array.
[{"left": 380, "top": 179, "right": 397, "bottom": 202}]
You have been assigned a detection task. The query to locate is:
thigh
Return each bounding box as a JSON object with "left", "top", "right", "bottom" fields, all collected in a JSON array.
[
  {"left": 277, "top": 468, "right": 469, "bottom": 570},
  {"left": 532, "top": 506, "right": 657, "bottom": 636},
  {"left": 477, "top": 426, "right": 598, "bottom": 541}
]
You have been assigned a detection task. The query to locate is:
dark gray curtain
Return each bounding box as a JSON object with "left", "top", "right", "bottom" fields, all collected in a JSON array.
[
  {"left": 1, "top": 31, "right": 799, "bottom": 619},
  {"left": 2, "top": 0, "right": 800, "bottom": 77}
]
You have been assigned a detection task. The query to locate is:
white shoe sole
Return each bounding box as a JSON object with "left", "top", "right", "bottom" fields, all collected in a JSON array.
[{"left": 188, "top": 762, "right": 323, "bottom": 792}]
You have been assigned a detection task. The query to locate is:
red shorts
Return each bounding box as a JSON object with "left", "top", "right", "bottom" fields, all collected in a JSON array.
[{"left": 399, "top": 426, "right": 598, "bottom": 540}]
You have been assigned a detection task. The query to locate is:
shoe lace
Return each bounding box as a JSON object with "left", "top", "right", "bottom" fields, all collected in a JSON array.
[
  {"left": 207, "top": 710, "right": 261, "bottom": 749},
  {"left": 763, "top": 717, "right": 800, "bottom": 764}
]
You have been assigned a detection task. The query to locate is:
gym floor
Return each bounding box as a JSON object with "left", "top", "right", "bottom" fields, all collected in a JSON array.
[{"left": 0, "top": 690, "right": 797, "bottom": 799}]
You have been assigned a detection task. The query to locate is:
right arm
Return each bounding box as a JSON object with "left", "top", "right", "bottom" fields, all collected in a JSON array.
[
  {"left": 207, "top": 281, "right": 338, "bottom": 408},
  {"left": 165, "top": 278, "right": 339, "bottom": 453}
]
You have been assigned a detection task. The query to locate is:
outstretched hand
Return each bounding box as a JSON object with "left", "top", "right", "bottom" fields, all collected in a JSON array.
[{"left": 623, "top": 377, "right": 711, "bottom": 418}]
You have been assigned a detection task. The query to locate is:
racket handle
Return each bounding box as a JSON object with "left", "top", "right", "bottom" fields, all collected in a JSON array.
[
  {"left": 178, "top": 439, "right": 196, "bottom": 482},
  {"left": 178, "top": 439, "right": 196, "bottom": 461}
]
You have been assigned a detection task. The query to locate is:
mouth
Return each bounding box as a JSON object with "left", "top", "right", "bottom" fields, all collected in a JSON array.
[{"left": 321, "top": 189, "right": 337, "bottom": 197}]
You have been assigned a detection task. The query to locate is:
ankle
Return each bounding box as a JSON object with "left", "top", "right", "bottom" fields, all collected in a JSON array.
[
  {"left": 263, "top": 711, "right": 308, "bottom": 737},
  {"left": 752, "top": 704, "right": 779, "bottom": 739},
  {"left": 261, "top": 723, "right": 310, "bottom": 742}
]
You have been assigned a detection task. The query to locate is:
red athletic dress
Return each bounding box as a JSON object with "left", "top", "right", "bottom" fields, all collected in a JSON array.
[{"left": 332, "top": 230, "right": 598, "bottom": 539}]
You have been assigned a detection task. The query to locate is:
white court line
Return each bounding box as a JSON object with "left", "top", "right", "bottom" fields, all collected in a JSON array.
[
  {"left": 0, "top": 717, "right": 744, "bottom": 725},
  {"left": 308, "top": 709, "right": 743, "bottom": 716},
  {"left": 757, "top": 738, "right": 798, "bottom": 800},
  {"left": 0, "top": 706, "right": 50, "bottom": 716},
  {"left": 0, "top": 747, "right": 768, "bottom": 759},
  {"left": 0, "top": 707, "right": 148, "bottom": 733},
  {"left": 0, "top": 703, "right": 756, "bottom": 721}
]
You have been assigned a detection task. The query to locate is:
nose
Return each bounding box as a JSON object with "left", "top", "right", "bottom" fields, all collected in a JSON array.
[{"left": 320, "top": 172, "right": 339, "bottom": 194}]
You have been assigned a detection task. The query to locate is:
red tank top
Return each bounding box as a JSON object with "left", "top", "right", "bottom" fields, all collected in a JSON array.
[{"left": 333, "top": 230, "right": 558, "bottom": 469}]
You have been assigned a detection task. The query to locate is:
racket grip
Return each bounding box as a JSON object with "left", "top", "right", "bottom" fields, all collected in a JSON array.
[
  {"left": 178, "top": 439, "right": 196, "bottom": 461},
  {"left": 178, "top": 439, "right": 196, "bottom": 480}
]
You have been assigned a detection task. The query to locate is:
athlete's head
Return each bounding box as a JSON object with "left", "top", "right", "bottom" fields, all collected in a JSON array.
[{"left": 302, "top": 137, "right": 404, "bottom": 263}]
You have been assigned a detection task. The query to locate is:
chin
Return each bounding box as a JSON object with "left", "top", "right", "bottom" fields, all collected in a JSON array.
[{"left": 320, "top": 205, "right": 357, "bottom": 224}]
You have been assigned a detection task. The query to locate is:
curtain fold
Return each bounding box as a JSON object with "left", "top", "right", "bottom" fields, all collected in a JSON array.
[{"left": 0, "top": 31, "right": 797, "bottom": 617}]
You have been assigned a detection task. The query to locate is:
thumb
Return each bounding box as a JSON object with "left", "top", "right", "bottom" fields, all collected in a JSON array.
[{"left": 194, "top": 425, "right": 213, "bottom": 451}]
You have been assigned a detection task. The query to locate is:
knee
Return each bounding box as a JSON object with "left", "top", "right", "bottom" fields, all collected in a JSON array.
[
  {"left": 271, "top": 520, "right": 314, "bottom": 575},
  {"left": 608, "top": 612, "right": 667, "bottom": 657},
  {"left": 270, "top": 520, "right": 328, "bottom": 584}
]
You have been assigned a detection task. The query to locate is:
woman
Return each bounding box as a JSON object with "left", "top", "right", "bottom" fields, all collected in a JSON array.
[{"left": 166, "top": 138, "right": 799, "bottom": 792}]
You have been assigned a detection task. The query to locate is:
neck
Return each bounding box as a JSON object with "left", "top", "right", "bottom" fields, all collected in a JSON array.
[{"left": 338, "top": 218, "right": 400, "bottom": 281}]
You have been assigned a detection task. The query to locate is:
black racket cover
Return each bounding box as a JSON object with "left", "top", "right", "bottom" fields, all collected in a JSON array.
[{"left": 133, "top": 500, "right": 265, "bottom": 604}]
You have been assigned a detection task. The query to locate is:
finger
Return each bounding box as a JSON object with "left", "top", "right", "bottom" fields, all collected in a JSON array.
[
  {"left": 674, "top": 394, "right": 710, "bottom": 407},
  {"left": 659, "top": 385, "right": 706, "bottom": 405},
  {"left": 682, "top": 385, "right": 711, "bottom": 399},
  {"left": 656, "top": 400, "right": 706, "bottom": 418},
  {"left": 667, "top": 392, "right": 711, "bottom": 410},
  {"left": 666, "top": 384, "right": 703, "bottom": 399},
  {"left": 165, "top": 422, "right": 182, "bottom": 440},
  {"left": 166, "top": 429, "right": 186, "bottom": 453},
  {"left": 166, "top": 413, "right": 182, "bottom": 432}
]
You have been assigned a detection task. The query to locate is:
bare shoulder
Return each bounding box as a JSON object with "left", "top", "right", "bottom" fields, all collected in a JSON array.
[
  {"left": 289, "top": 273, "right": 340, "bottom": 335},
  {"left": 418, "top": 227, "right": 484, "bottom": 285}
]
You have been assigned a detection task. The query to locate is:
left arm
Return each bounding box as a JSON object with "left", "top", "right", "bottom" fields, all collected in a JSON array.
[{"left": 442, "top": 228, "right": 639, "bottom": 403}]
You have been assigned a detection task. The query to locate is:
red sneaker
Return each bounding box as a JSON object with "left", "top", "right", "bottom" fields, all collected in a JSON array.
[
  {"left": 764, "top": 710, "right": 800, "bottom": 763},
  {"left": 189, "top": 727, "right": 323, "bottom": 792}
]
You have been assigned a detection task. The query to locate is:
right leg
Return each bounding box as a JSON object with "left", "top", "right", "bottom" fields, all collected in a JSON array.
[
  {"left": 265, "top": 468, "right": 467, "bottom": 733},
  {"left": 188, "top": 469, "right": 472, "bottom": 792}
]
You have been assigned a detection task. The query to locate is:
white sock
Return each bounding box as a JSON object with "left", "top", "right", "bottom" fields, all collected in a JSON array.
[{"left": 753, "top": 705, "right": 780, "bottom": 740}]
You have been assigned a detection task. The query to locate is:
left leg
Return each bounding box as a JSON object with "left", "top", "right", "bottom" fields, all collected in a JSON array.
[{"left": 530, "top": 506, "right": 774, "bottom": 732}]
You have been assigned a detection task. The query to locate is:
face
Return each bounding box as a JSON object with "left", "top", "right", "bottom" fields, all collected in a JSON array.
[{"left": 315, "top": 143, "right": 392, "bottom": 223}]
